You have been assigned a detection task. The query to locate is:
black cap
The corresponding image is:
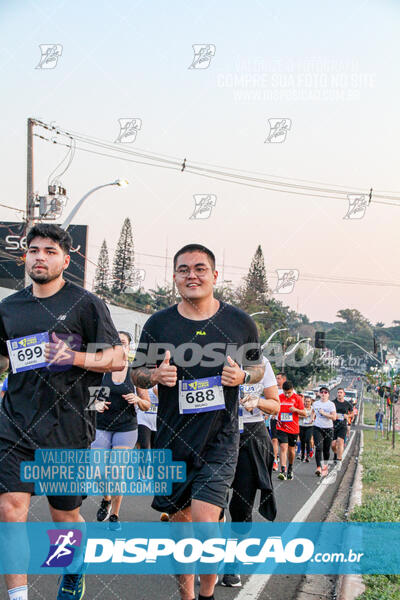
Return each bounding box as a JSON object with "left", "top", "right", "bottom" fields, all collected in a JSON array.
[{"left": 319, "top": 386, "right": 329, "bottom": 393}]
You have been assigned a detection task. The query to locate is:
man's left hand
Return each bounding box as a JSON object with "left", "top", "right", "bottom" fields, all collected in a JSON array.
[{"left": 221, "top": 356, "right": 245, "bottom": 387}]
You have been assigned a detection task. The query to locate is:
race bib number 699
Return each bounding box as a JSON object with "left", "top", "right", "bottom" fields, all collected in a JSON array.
[{"left": 7, "top": 332, "right": 49, "bottom": 374}]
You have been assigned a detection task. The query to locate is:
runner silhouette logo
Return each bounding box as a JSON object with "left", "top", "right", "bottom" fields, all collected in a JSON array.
[{"left": 42, "top": 529, "right": 82, "bottom": 567}]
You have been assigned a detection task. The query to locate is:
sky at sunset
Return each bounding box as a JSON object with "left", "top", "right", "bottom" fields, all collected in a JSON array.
[{"left": 1, "top": 0, "right": 399, "bottom": 324}]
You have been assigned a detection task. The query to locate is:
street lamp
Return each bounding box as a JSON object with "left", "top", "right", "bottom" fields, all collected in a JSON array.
[
  {"left": 61, "top": 179, "right": 129, "bottom": 230},
  {"left": 285, "top": 337, "right": 312, "bottom": 356},
  {"left": 261, "top": 328, "right": 289, "bottom": 350}
]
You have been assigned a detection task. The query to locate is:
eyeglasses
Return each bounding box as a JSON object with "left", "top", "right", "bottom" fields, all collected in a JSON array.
[{"left": 175, "top": 266, "right": 211, "bottom": 277}]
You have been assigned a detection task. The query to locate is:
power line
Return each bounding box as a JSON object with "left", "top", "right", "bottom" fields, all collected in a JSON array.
[
  {"left": 34, "top": 120, "right": 400, "bottom": 206},
  {"left": 0, "top": 203, "right": 26, "bottom": 215}
]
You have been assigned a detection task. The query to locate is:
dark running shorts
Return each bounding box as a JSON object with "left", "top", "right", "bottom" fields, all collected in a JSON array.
[
  {"left": 276, "top": 430, "right": 298, "bottom": 447},
  {"left": 151, "top": 448, "right": 238, "bottom": 515},
  {"left": 333, "top": 423, "right": 347, "bottom": 440},
  {"left": 0, "top": 444, "right": 86, "bottom": 511}
]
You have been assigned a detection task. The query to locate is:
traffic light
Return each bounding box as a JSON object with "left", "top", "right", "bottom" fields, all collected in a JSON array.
[{"left": 315, "top": 331, "right": 325, "bottom": 349}]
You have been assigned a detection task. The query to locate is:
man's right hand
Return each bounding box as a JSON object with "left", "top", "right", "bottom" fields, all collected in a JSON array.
[{"left": 155, "top": 350, "right": 177, "bottom": 387}]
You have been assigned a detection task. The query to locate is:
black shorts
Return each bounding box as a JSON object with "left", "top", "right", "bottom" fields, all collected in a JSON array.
[
  {"left": 151, "top": 443, "right": 238, "bottom": 515},
  {"left": 276, "top": 430, "right": 298, "bottom": 447},
  {"left": 137, "top": 424, "right": 156, "bottom": 449},
  {"left": 333, "top": 423, "right": 347, "bottom": 440},
  {"left": 0, "top": 444, "right": 86, "bottom": 511},
  {"left": 269, "top": 418, "right": 278, "bottom": 439}
]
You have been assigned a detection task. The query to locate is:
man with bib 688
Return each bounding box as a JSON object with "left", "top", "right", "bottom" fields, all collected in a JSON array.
[{"left": 131, "top": 243, "right": 264, "bottom": 600}]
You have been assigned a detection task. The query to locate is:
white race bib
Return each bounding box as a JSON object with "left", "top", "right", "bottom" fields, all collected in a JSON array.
[
  {"left": 147, "top": 399, "right": 158, "bottom": 415},
  {"left": 179, "top": 375, "right": 225, "bottom": 414},
  {"left": 280, "top": 412, "right": 293, "bottom": 422},
  {"left": 336, "top": 413, "right": 345, "bottom": 421},
  {"left": 239, "top": 384, "right": 264, "bottom": 423},
  {"left": 239, "top": 406, "right": 244, "bottom": 433},
  {"left": 7, "top": 332, "right": 49, "bottom": 374}
]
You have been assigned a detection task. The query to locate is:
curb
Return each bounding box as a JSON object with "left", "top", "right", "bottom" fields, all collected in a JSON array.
[{"left": 338, "top": 401, "right": 365, "bottom": 600}]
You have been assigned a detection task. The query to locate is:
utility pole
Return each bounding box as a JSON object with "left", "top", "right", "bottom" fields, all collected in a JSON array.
[
  {"left": 391, "top": 367, "right": 396, "bottom": 449},
  {"left": 392, "top": 402, "right": 396, "bottom": 449},
  {"left": 26, "top": 118, "right": 35, "bottom": 230},
  {"left": 164, "top": 238, "right": 168, "bottom": 287},
  {"left": 25, "top": 118, "right": 35, "bottom": 286}
]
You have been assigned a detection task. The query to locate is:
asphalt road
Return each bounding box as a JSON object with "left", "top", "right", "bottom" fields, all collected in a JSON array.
[{"left": 0, "top": 377, "right": 362, "bottom": 599}]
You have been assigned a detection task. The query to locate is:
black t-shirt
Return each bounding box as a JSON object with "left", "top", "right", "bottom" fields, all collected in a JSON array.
[
  {"left": 96, "top": 368, "right": 137, "bottom": 433},
  {"left": 334, "top": 399, "right": 352, "bottom": 426},
  {"left": 136, "top": 302, "right": 262, "bottom": 467},
  {"left": 0, "top": 281, "right": 121, "bottom": 449}
]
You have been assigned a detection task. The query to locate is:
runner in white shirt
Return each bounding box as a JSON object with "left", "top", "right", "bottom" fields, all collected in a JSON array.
[
  {"left": 311, "top": 386, "right": 337, "bottom": 477},
  {"left": 137, "top": 386, "right": 158, "bottom": 449},
  {"left": 136, "top": 386, "right": 169, "bottom": 522},
  {"left": 222, "top": 357, "right": 279, "bottom": 588}
]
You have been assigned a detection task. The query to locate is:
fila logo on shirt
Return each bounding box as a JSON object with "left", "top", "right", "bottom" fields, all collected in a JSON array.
[{"left": 195, "top": 330, "right": 206, "bottom": 336}]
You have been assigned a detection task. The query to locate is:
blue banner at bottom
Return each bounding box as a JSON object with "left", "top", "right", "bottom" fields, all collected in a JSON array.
[{"left": 0, "top": 522, "right": 398, "bottom": 574}]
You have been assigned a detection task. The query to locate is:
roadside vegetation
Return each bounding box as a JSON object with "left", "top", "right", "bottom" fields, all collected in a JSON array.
[{"left": 351, "top": 400, "right": 400, "bottom": 599}]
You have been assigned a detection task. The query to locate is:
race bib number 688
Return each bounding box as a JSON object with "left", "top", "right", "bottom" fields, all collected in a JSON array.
[{"left": 179, "top": 375, "right": 225, "bottom": 414}]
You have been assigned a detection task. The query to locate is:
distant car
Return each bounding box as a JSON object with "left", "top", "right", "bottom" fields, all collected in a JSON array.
[
  {"left": 304, "top": 391, "right": 316, "bottom": 400},
  {"left": 344, "top": 389, "right": 358, "bottom": 405}
]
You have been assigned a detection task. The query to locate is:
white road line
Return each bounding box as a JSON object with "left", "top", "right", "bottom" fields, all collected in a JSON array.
[{"left": 236, "top": 404, "right": 359, "bottom": 600}]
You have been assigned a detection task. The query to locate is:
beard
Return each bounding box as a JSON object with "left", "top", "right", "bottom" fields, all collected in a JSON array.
[{"left": 28, "top": 266, "right": 63, "bottom": 284}]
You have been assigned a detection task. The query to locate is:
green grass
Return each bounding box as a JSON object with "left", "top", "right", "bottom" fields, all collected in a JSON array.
[{"left": 350, "top": 419, "right": 400, "bottom": 599}]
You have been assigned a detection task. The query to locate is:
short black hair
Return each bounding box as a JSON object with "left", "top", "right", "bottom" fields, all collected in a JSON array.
[
  {"left": 173, "top": 244, "right": 216, "bottom": 270},
  {"left": 27, "top": 224, "right": 72, "bottom": 254},
  {"left": 276, "top": 372, "right": 286, "bottom": 378},
  {"left": 118, "top": 330, "right": 132, "bottom": 343},
  {"left": 282, "top": 381, "right": 293, "bottom": 391},
  {"left": 337, "top": 387, "right": 345, "bottom": 392}
]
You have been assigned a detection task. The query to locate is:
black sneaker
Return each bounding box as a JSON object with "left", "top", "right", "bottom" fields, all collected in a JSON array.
[
  {"left": 221, "top": 574, "right": 241, "bottom": 587},
  {"left": 57, "top": 574, "right": 85, "bottom": 599},
  {"left": 287, "top": 469, "right": 294, "bottom": 480},
  {"left": 108, "top": 514, "right": 122, "bottom": 531},
  {"left": 97, "top": 498, "right": 111, "bottom": 522}
]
